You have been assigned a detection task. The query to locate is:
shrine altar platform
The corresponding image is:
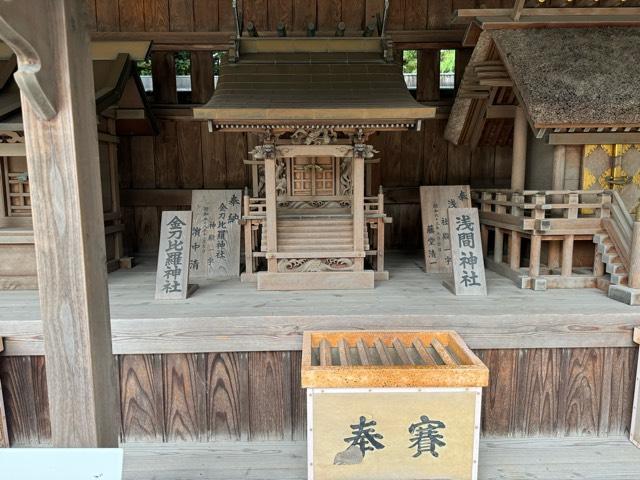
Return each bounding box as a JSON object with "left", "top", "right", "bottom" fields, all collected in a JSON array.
[{"left": 0, "top": 251, "right": 637, "bottom": 355}]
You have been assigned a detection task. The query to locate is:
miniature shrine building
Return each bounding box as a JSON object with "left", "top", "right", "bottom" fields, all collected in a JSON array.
[{"left": 0, "top": 2, "right": 638, "bottom": 480}]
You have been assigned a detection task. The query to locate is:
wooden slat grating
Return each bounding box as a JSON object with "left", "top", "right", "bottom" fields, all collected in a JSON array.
[{"left": 301, "top": 331, "right": 489, "bottom": 388}]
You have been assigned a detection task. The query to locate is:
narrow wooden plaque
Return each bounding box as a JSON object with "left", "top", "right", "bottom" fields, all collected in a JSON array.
[
  {"left": 155, "top": 211, "right": 194, "bottom": 300},
  {"left": 420, "top": 186, "right": 471, "bottom": 273},
  {"left": 445, "top": 208, "right": 487, "bottom": 296},
  {"left": 190, "top": 190, "right": 242, "bottom": 279}
]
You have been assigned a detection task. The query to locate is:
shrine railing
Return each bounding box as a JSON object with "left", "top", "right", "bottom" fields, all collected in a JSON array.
[
  {"left": 472, "top": 189, "right": 610, "bottom": 235},
  {"left": 244, "top": 197, "right": 267, "bottom": 219}
]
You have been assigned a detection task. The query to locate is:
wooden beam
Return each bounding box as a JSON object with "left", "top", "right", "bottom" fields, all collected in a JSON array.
[
  {"left": 511, "top": 106, "right": 527, "bottom": 191},
  {"left": 0, "top": 0, "right": 119, "bottom": 447},
  {"left": 455, "top": 7, "right": 640, "bottom": 20},
  {"left": 511, "top": 0, "right": 526, "bottom": 22},
  {"left": 486, "top": 105, "right": 516, "bottom": 119},
  {"left": 549, "top": 132, "right": 640, "bottom": 145}
]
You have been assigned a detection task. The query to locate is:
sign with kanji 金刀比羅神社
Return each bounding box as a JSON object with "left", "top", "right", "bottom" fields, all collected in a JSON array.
[
  {"left": 445, "top": 208, "right": 487, "bottom": 296},
  {"left": 419, "top": 186, "right": 471, "bottom": 274},
  {"left": 189, "top": 190, "right": 242, "bottom": 279},
  {"left": 155, "top": 211, "right": 195, "bottom": 300}
]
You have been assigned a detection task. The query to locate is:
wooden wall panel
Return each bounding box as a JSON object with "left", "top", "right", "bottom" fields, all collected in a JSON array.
[
  {"left": 206, "top": 352, "right": 249, "bottom": 441},
  {"left": 154, "top": 120, "right": 180, "bottom": 188},
  {"left": 120, "top": 354, "right": 164, "bottom": 442},
  {"left": 404, "top": 0, "right": 428, "bottom": 30},
  {"left": 119, "top": 0, "right": 146, "bottom": 31},
  {"left": 1, "top": 348, "right": 637, "bottom": 445},
  {"left": 201, "top": 127, "right": 227, "bottom": 188},
  {"left": 248, "top": 351, "right": 292, "bottom": 441},
  {"left": 169, "top": 0, "right": 195, "bottom": 31},
  {"left": 268, "top": 0, "right": 294, "bottom": 30},
  {"left": 341, "top": 0, "right": 366, "bottom": 31},
  {"left": 144, "top": 0, "right": 171, "bottom": 31},
  {"left": 317, "top": 0, "right": 341, "bottom": 31},
  {"left": 244, "top": 0, "right": 270, "bottom": 31},
  {"left": 190, "top": 51, "right": 215, "bottom": 104},
  {"left": 177, "top": 122, "right": 204, "bottom": 189},
  {"left": 292, "top": 0, "right": 316, "bottom": 31},
  {"left": 193, "top": 0, "right": 220, "bottom": 31},
  {"left": 163, "top": 354, "right": 206, "bottom": 441},
  {"left": 95, "top": 0, "right": 120, "bottom": 31}
]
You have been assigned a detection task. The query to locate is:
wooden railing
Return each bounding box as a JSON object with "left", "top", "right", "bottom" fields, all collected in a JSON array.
[
  {"left": 602, "top": 190, "right": 640, "bottom": 289},
  {"left": 473, "top": 189, "right": 609, "bottom": 234}
]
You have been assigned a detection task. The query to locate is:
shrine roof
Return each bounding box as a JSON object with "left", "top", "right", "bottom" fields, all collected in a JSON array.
[
  {"left": 491, "top": 27, "right": 640, "bottom": 129},
  {"left": 193, "top": 37, "right": 435, "bottom": 127}
]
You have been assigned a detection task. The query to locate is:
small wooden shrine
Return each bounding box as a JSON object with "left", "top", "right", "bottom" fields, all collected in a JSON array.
[
  {"left": 0, "top": 42, "right": 156, "bottom": 289},
  {"left": 194, "top": 36, "right": 434, "bottom": 290},
  {"left": 446, "top": 27, "right": 640, "bottom": 303}
]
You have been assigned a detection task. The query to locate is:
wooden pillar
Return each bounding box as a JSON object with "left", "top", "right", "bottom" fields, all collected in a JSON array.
[
  {"left": 0, "top": 0, "right": 119, "bottom": 446},
  {"left": 529, "top": 235, "right": 542, "bottom": 278},
  {"left": 243, "top": 190, "right": 253, "bottom": 275},
  {"left": 509, "top": 231, "right": 521, "bottom": 271},
  {"left": 264, "top": 153, "right": 278, "bottom": 272},
  {"left": 629, "top": 219, "right": 640, "bottom": 289},
  {"left": 511, "top": 106, "right": 527, "bottom": 191},
  {"left": 548, "top": 145, "right": 566, "bottom": 270},
  {"left": 353, "top": 151, "right": 365, "bottom": 271},
  {"left": 376, "top": 187, "right": 385, "bottom": 273},
  {"left": 561, "top": 234, "right": 574, "bottom": 277},
  {"left": 494, "top": 193, "right": 507, "bottom": 263},
  {"left": 631, "top": 328, "right": 640, "bottom": 448}
]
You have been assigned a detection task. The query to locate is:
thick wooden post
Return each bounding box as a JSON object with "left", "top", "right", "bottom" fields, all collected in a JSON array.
[
  {"left": 243, "top": 189, "right": 254, "bottom": 276},
  {"left": 376, "top": 186, "right": 385, "bottom": 273},
  {"left": 629, "top": 220, "right": 640, "bottom": 289},
  {"left": 353, "top": 151, "right": 365, "bottom": 271},
  {"left": 511, "top": 106, "right": 527, "bottom": 191},
  {"left": 264, "top": 152, "right": 278, "bottom": 272},
  {"left": 0, "top": 0, "right": 119, "bottom": 446},
  {"left": 548, "top": 145, "right": 566, "bottom": 270}
]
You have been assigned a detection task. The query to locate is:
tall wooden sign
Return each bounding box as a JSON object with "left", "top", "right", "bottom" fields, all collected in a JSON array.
[
  {"left": 445, "top": 208, "right": 487, "bottom": 296},
  {"left": 419, "top": 186, "right": 471, "bottom": 273},
  {"left": 155, "top": 211, "right": 195, "bottom": 300},
  {"left": 190, "top": 190, "right": 242, "bottom": 279}
]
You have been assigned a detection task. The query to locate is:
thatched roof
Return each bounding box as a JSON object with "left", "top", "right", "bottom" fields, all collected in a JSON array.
[
  {"left": 492, "top": 27, "right": 640, "bottom": 128},
  {"left": 194, "top": 37, "right": 435, "bottom": 128}
]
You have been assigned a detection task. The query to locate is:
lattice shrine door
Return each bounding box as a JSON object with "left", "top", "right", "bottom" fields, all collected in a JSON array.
[
  {"left": 291, "top": 157, "right": 337, "bottom": 197},
  {"left": 583, "top": 144, "right": 640, "bottom": 212}
]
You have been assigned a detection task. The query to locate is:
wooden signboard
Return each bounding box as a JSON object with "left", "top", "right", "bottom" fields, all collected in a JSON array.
[
  {"left": 445, "top": 208, "right": 487, "bottom": 296},
  {"left": 190, "top": 190, "right": 242, "bottom": 279},
  {"left": 155, "top": 211, "right": 195, "bottom": 300},
  {"left": 420, "top": 186, "right": 471, "bottom": 273},
  {"left": 310, "top": 389, "right": 480, "bottom": 480}
]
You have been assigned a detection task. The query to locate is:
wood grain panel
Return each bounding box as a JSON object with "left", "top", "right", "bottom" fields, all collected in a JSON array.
[
  {"left": 120, "top": 354, "right": 164, "bottom": 442},
  {"left": 558, "top": 348, "right": 603, "bottom": 436},
  {"left": 0, "top": 356, "right": 38, "bottom": 445},
  {"left": 514, "top": 349, "right": 559, "bottom": 436},
  {"left": 385, "top": 0, "right": 405, "bottom": 30},
  {"left": 317, "top": 0, "right": 341, "bottom": 31},
  {"left": 30, "top": 356, "right": 51, "bottom": 443},
  {"left": 144, "top": 0, "right": 171, "bottom": 31},
  {"left": 190, "top": 51, "right": 214, "bottom": 104},
  {"left": 423, "top": 120, "right": 448, "bottom": 185},
  {"left": 95, "top": 0, "right": 120, "bottom": 31},
  {"left": 290, "top": 350, "right": 306, "bottom": 441},
  {"left": 341, "top": 0, "right": 365, "bottom": 30},
  {"left": 244, "top": 0, "right": 269, "bottom": 31},
  {"left": 169, "top": 0, "right": 195, "bottom": 31},
  {"left": 134, "top": 206, "right": 161, "bottom": 253},
  {"left": 218, "top": 0, "right": 239, "bottom": 31},
  {"left": 447, "top": 142, "right": 471, "bottom": 185},
  {"left": 131, "top": 136, "right": 156, "bottom": 189},
  {"left": 151, "top": 52, "right": 178, "bottom": 104},
  {"left": 379, "top": 131, "right": 403, "bottom": 187},
  {"left": 224, "top": 132, "right": 249, "bottom": 188},
  {"left": 417, "top": 50, "right": 439, "bottom": 102},
  {"left": 478, "top": 349, "right": 518, "bottom": 437},
  {"left": 404, "top": 0, "right": 427, "bottom": 30},
  {"left": 0, "top": 373, "right": 7, "bottom": 447},
  {"left": 365, "top": 0, "right": 383, "bottom": 27},
  {"left": 118, "top": 0, "right": 146, "bottom": 31},
  {"left": 177, "top": 121, "right": 204, "bottom": 188},
  {"left": 470, "top": 146, "right": 495, "bottom": 188},
  {"left": 248, "top": 351, "right": 292, "bottom": 440},
  {"left": 194, "top": 0, "right": 220, "bottom": 31},
  {"left": 599, "top": 347, "right": 637, "bottom": 436},
  {"left": 494, "top": 145, "right": 512, "bottom": 189},
  {"left": 427, "top": 0, "right": 452, "bottom": 29},
  {"left": 385, "top": 203, "right": 421, "bottom": 250},
  {"left": 154, "top": 120, "right": 180, "bottom": 188},
  {"left": 206, "top": 352, "right": 249, "bottom": 441},
  {"left": 202, "top": 126, "right": 227, "bottom": 188},
  {"left": 268, "top": 0, "right": 293, "bottom": 30},
  {"left": 399, "top": 130, "right": 423, "bottom": 187},
  {"left": 163, "top": 354, "right": 206, "bottom": 442},
  {"left": 118, "top": 136, "right": 133, "bottom": 189},
  {"left": 84, "top": 0, "right": 97, "bottom": 31},
  {"left": 292, "top": 0, "right": 315, "bottom": 31}
]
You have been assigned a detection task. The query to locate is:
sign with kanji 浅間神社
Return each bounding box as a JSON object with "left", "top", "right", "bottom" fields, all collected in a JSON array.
[
  {"left": 445, "top": 208, "right": 487, "bottom": 296},
  {"left": 155, "top": 210, "right": 194, "bottom": 300},
  {"left": 419, "top": 186, "right": 471, "bottom": 273},
  {"left": 189, "top": 190, "right": 242, "bottom": 279}
]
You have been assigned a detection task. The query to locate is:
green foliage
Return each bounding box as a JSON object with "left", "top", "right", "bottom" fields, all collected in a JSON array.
[
  {"left": 175, "top": 51, "right": 191, "bottom": 75},
  {"left": 440, "top": 49, "right": 455, "bottom": 74},
  {"left": 136, "top": 52, "right": 225, "bottom": 77},
  {"left": 403, "top": 50, "right": 417, "bottom": 74}
]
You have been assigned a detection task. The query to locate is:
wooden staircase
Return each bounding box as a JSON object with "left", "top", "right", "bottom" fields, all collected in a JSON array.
[
  {"left": 593, "top": 232, "right": 628, "bottom": 287},
  {"left": 260, "top": 217, "right": 369, "bottom": 253}
]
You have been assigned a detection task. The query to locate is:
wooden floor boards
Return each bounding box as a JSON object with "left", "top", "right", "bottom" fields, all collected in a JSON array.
[{"left": 121, "top": 437, "right": 640, "bottom": 480}]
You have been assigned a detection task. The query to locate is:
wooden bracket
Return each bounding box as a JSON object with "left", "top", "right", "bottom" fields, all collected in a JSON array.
[{"left": 0, "top": 0, "right": 57, "bottom": 119}]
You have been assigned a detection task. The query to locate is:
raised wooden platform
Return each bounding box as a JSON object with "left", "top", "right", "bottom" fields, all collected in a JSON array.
[
  {"left": 0, "top": 252, "right": 638, "bottom": 355},
  {"left": 121, "top": 437, "right": 640, "bottom": 480}
]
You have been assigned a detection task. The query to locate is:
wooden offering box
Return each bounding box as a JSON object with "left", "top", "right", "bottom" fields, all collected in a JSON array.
[{"left": 302, "top": 331, "right": 489, "bottom": 480}]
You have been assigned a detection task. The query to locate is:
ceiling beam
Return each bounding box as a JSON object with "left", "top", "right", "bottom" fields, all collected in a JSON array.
[
  {"left": 455, "top": 7, "right": 640, "bottom": 21},
  {"left": 512, "top": 0, "right": 526, "bottom": 22},
  {"left": 548, "top": 132, "right": 640, "bottom": 145}
]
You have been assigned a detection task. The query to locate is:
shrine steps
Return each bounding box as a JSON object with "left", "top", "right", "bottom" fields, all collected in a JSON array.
[
  {"left": 593, "top": 232, "right": 640, "bottom": 305},
  {"left": 256, "top": 271, "right": 374, "bottom": 291}
]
